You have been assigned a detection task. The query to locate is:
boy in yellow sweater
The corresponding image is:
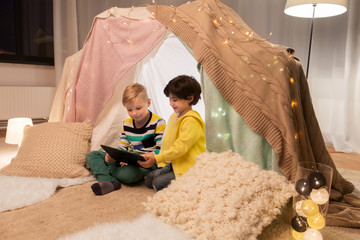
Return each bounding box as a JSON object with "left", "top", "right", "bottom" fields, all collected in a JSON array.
[{"left": 139, "top": 75, "right": 205, "bottom": 191}]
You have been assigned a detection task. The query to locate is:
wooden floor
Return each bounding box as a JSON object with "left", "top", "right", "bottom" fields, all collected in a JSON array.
[
  {"left": 0, "top": 129, "right": 359, "bottom": 170},
  {"left": 327, "top": 146, "right": 360, "bottom": 171}
]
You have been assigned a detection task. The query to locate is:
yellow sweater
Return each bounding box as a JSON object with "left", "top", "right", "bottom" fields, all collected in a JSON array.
[{"left": 155, "top": 110, "right": 205, "bottom": 177}]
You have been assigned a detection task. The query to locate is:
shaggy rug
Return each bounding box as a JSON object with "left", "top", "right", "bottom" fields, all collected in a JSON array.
[
  {"left": 0, "top": 174, "right": 94, "bottom": 212},
  {"left": 59, "top": 213, "right": 192, "bottom": 240}
]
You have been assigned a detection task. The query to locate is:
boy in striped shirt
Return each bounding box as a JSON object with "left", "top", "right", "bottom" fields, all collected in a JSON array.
[{"left": 87, "top": 83, "right": 166, "bottom": 195}]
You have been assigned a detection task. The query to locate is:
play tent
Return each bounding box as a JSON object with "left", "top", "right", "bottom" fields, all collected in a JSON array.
[{"left": 49, "top": 0, "right": 357, "bottom": 226}]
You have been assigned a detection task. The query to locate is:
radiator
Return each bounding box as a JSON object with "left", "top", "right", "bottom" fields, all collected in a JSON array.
[{"left": 0, "top": 86, "right": 55, "bottom": 120}]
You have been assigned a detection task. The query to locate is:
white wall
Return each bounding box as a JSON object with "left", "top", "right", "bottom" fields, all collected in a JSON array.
[
  {"left": 0, "top": 63, "right": 56, "bottom": 120},
  {"left": 0, "top": 62, "right": 56, "bottom": 87}
]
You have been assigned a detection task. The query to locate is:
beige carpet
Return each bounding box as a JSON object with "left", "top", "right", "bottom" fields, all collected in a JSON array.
[
  {"left": 0, "top": 181, "right": 155, "bottom": 240},
  {"left": 0, "top": 170, "right": 359, "bottom": 240},
  {"left": 0, "top": 137, "right": 359, "bottom": 239}
]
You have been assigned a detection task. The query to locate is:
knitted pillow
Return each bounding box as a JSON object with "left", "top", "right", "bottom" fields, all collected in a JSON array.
[
  {"left": 144, "top": 151, "right": 295, "bottom": 240},
  {"left": 0, "top": 120, "right": 93, "bottom": 178}
]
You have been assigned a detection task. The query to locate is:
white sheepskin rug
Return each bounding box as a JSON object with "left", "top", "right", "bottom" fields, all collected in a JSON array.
[
  {"left": 0, "top": 174, "right": 94, "bottom": 212},
  {"left": 144, "top": 151, "right": 296, "bottom": 240},
  {"left": 59, "top": 213, "right": 192, "bottom": 240}
]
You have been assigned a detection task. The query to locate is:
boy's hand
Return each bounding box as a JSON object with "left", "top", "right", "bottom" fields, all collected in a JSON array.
[
  {"left": 119, "top": 162, "right": 128, "bottom": 167},
  {"left": 105, "top": 153, "right": 115, "bottom": 163},
  {"left": 138, "top": 152, "right": 156, "bottom": 168}
]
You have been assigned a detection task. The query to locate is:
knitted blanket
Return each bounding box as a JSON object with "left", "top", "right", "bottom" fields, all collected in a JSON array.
[{"left": 147, "top": 0, "right": 356, "bottom": 227}]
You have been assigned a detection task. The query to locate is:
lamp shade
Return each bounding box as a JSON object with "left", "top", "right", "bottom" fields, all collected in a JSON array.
[
  {"left": 5, "top": 118, "right": 33, "bottom": 146},
  {"left": 284, "top": 0, "right": 347, "bottom": 18}
]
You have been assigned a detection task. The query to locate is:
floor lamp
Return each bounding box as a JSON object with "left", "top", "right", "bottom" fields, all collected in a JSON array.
[{"left": 284, "top": 0, "right": 347, "bottom": 79}]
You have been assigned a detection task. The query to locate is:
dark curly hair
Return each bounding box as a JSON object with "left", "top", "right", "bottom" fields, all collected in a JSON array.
[{"left": 163, "top": 75, "right": 202, "bottom": 105}]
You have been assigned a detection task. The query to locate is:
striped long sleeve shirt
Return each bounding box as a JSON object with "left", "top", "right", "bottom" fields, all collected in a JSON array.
[{"left": 118, "top": 111, "right": 166, "bottom": 155}]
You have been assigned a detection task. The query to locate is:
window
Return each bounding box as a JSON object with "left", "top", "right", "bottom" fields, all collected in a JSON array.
[{"left": 0, "top": 0, "right": 54, "bottom": 66}]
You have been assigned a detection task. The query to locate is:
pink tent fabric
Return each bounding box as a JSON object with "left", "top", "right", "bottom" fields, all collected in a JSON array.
[{"left": 63, "top": 16, "right": 166, "bottom": 123}]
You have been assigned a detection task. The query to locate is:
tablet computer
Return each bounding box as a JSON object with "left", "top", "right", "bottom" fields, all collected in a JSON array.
[{"left": 101, "top": 145, "right": 145, "bottom": 167}]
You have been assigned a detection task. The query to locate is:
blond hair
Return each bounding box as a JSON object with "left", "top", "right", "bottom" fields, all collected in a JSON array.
[{"left": 122, "top": 83, "right": 149, "bottom": 106}]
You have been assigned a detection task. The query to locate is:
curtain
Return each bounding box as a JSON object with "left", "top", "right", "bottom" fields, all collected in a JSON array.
[{"left": 53, "top": 0, "right": 360, "bottom": 153}]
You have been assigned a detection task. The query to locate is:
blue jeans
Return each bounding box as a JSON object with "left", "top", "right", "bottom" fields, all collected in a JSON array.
[{"left": 144, "top": 163, "right": 175, "bottom": 191}]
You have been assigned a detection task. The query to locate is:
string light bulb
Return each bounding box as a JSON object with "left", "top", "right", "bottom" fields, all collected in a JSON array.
[
  {"left": 294, "top": 133, "right": 299, "bottom": 140},
  {"left": 213, "top": 18, "right": 219, "bottom": 26},
  {"left": 161, "top": 1, "right": 270, "bottom": 47}
]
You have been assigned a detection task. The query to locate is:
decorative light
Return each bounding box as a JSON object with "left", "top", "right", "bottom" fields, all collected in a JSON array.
[
  {"left": 295, "top": 178, "right": 311, "bottom": 196},
  {"left": 307, "top": 213, "right": 326, "bottom": 229},
  {"left": 295, "top": 200, "right": 307, "bottom": 217},
  {"left": 245, "top": 31, "right": 254, "bottom": 38},
  {"left": 307, "top": 171, "right": 327, "bottom": 189},
  {"left": 294, "top": 133, "right": 299, "bottom": 140},
  {"left": 291, "top": 215, "right": 309, "bottom": 232},
  {"left": 310, "top": 188, "right": 329, "bottom": 205},
  {"left": 213, "top": 18, "right": 219, "bottom": 26},
  {"left": 292, "top": 228, "right": 305, "bottom": 240},
  {"left": 5, "top": 118, "right": 33, "bottom": 146},
  {"left": 301, "top": 199, "right": 320, "bottom": 217},
  {"left": 304, "top": 228, "right": 323, "bottom": 240}
]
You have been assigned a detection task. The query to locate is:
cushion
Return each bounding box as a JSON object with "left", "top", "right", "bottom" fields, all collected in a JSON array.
[
  {"left": 144, "top": 151, "right": 295, "bottom": 240},
  {"left": 0, "top": 120, "right": 93, "bottom": 178}
]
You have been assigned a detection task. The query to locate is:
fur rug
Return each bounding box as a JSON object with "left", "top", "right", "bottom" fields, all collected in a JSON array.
[
  {"left": 59, "top": 213, "right": 192, "bottom": 240},
  {"left": 0, "top": 174, "right": 94, "bottom": 212}
]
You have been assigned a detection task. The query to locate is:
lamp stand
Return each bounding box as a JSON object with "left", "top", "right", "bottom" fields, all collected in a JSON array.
[{"left": 306, "top": 4, "right": 317, "bottom": 79}]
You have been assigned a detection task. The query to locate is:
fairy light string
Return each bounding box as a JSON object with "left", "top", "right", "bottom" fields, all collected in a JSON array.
[
  {"left": 151, "top": 1, "right": 296, "bottom": 142},
  {"left": 107, "top": 1, "right": 300, "bottom": 145}
]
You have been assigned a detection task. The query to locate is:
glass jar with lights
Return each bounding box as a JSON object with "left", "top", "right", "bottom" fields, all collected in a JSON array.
[{"left": 291, "top": 162, "right": 333, "bottom": 240}]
